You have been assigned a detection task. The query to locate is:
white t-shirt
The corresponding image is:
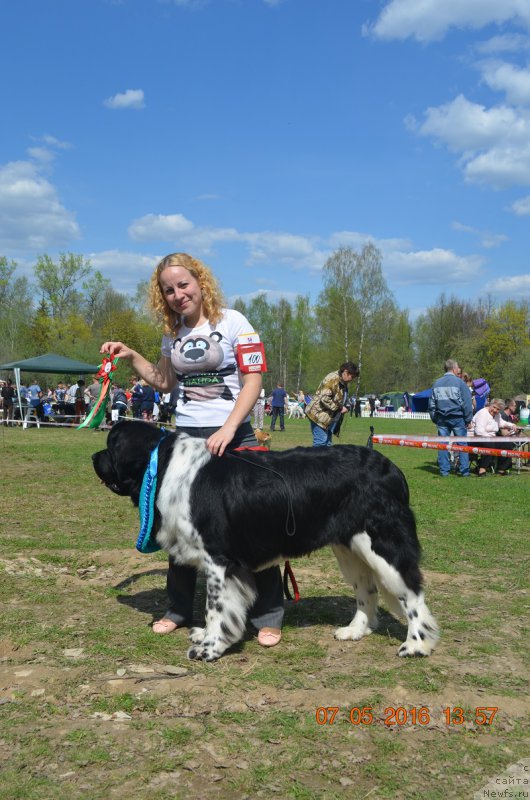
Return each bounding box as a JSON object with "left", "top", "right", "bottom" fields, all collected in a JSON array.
[{"left": 161, "top": 308, "right": 255, "bottom": 428}]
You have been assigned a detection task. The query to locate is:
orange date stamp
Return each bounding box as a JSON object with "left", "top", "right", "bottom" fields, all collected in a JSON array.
[{"left": 315, "top": 706, "right": 499, "bottom": 726}]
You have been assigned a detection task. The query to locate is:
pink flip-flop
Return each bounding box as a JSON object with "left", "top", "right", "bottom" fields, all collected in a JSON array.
[
  {"left": 152, "top": 619, "right": 179, "bottom": 635},
  {"left": 257, "top": 629, "right": 282, "bottom": 647}
]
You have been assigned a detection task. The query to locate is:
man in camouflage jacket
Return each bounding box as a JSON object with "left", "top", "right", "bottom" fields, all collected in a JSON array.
[{"left": 305, "top": 361, "right": 358, "bottom": 446}]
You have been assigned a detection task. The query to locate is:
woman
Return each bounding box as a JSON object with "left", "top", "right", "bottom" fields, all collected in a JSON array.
[
  {"left": 473, "top": 398, "right": 517, "bottom": 476},
  {"left": 101, "top": 253, "right": 283, "bottom": 647}
]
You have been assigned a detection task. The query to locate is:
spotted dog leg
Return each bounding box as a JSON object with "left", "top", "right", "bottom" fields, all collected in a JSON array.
[
  {"left": 332, "top": 544, "right": 380, "bottom": 641},
  {"left": 342, "top": 532, "right": 439, "bottom": 656},
  {"left": 396, "top": 591, "right": 439, "bottom": 657},
  {"left": 187, "top": 559, "right": 257, "bottom": 662}
]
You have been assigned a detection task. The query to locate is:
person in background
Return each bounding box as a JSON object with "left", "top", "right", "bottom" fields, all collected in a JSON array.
[
  {"left": 1, "top": 378, "right": 15, "bottom": 425},
  {"left": 70, "top": 378, "right": 86, "bottom": 424},
  {"left": 270, "top": 383, "right": 288, "bottom": 432},
  {"left": 428, "top": 358, "right": 473, "bottom": 477},
  {"left": 139, "top": 380, "right": 155, "bottom": 420},
  {"left": 100, "top": 252, "right": 284, "bottom": 648},
  {"left": 111, "top": 384, "right": 128, "bottom": 422},
  {"left": 54, "top": 382, "right": 67, "bottom": 416},
  {"left": 87, "top": 375, "right": 101, "bottom": 411},
  {"left": 473, "top": 398, "right": 518, "bottom": 476},
  {"left": 305, "top": 362, "right": 359, "bottom": 447},
  {"left": 502, "top": 398, "right": 517, "bottom": 424},
  {"left": 131, "top": 376, "right": 144, "bottom": 418},
  {"left": 253, "top": 387, "right": 265, "bottom": 430},
  {"left": 27, "top": 377, "right": 44, "bottom": 421}
]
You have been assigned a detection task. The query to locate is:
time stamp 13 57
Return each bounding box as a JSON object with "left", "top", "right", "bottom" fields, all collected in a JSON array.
[{"left": 315, "top": 706, "right": 499, "bottom": 727}]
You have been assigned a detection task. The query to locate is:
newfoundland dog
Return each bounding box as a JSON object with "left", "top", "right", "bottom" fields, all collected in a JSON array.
[{"left": 93, "top": 421, "right": 439, "bottom": 661}]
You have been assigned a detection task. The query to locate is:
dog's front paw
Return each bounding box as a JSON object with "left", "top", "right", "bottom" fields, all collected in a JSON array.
[
  {"left": 189, "top": 626, "right": 206, "bottom": 644},
  {"left": 334, "top": 624, "right": 374, "bottom": 641},
  {"left": 398, "top": 639, "right": 434, "bottom": 658},
  {"left": 187, "top": 642, "right": 221, "bottom": 662}
]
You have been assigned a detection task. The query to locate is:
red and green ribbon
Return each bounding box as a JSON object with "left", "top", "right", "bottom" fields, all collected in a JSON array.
[{"left": 77, "top": 355, "right": 119, "bottom": 430}]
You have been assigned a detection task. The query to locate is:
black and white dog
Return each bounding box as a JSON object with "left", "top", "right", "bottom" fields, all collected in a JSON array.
[{"left": 93, "top": 421, "right": 439, "bottom": 661}]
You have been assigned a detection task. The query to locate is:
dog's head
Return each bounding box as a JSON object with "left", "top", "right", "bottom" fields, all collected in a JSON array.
[{"left": 92, "top": 421, "right": 166, "bottom": 504}]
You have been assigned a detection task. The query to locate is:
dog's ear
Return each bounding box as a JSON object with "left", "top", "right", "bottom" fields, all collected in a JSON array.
[{"left": 101, "top": 421, "right": 166, "bottom": 502}]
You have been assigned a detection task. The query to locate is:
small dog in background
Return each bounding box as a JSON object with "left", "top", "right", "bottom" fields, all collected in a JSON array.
[{"left": 254, "top": 429, "right": 272, "bottom": 448}]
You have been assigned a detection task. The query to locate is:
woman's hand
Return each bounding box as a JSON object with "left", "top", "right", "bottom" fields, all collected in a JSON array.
[
  {"left": 206, "top": 422, "right": 238, "bottom": 457},
  {"left": 100, "top": 341, "right": 135, "bottom": 360}
]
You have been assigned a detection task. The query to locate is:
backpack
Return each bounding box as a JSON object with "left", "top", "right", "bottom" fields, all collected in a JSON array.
[{"left": 472, "top": 378, "right": 490, "bottom": 397}]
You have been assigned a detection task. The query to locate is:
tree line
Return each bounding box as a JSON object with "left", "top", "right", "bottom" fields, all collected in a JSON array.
[{"left": 1, "top": 249, "right": 529, "bottom": 398}]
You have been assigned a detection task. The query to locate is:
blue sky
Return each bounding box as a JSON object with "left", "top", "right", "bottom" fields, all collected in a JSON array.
[{"left": 1, "top": 0, "right": 530, "bottom": 319}]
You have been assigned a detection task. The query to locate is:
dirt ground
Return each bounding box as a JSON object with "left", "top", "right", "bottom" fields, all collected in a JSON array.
[{"left": 1, "top": 549, "right": 527, "bottom": 800}]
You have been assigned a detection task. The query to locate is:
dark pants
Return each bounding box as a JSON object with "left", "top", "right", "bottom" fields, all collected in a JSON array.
[
  {"left": 479, "top": 441, "right": 515, "bottom": 473},
  {"left": 270, "top": 406, "right": 285, "bottom": 431}
]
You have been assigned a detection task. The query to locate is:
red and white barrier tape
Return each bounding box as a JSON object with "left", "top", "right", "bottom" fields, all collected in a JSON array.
[{"left": 372, "top": 434, "right": 530, "bottom": 460}]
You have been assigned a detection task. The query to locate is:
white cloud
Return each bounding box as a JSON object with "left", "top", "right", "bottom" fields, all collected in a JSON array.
[
  {"left": 366, "top": 0, "right": 530, "bottom": 43},
  {"left": 329, "top": 230, "right": 411, "bottom": 252},
  {"left": 195, "top": 193, "right": 221, "bottom": 201},
  {"left": 25, "top": 134, "right": 73, "bottom": 166},
  {"left": 87, "top": 249, "right": 160, "bottom": 293},
  {"left": 464, "top": 142, "right": 530, "bottom": 187},
  {"left": 128, "top": 213, "right": 194, "bottom": 241},
  {"left": 26, "top": 147, "right": 56, "bottom": 164},
  {"left": 384, "top": 248, "right": 484, "bottom": 284},
  {"left": 242, "top": 231, "right": 326, "bottom": 269},
  {"left": 483, "top": 273, "right": 530, "bottom": 297},
  {"left": 181, "top": 226, "right": 243, "bottom": 251},
  {"left": 103, "top": 89, "right": 145, "bottom": 110},
  {"left": 419, "top": 94, "right": 526, "bottom": 151},
  {"left": 452, "top": 220, "right": 508, "bottom": 248},
  {"left": 0, "top": 160, "right": 80, "bottom": 250},
  {"left": 164, "top": 0, "right": 208, "bottom": 7},
  {"left": 511, "top": 194, "right": 530, "bottom": 214},
  {"left": 40, "top": 134, "right": 72, "bottom": 150},
  {"left": 479, "top": 60, "right": 530, "bottom": 106},
  {"left": 417, "top": 94, "right": 530, "bottom": 188},
  {"left": 125, "top": 209, "right": 486, "bottom": 290},
  {"left": 475, "top": 33, "right": 530, "bottom": 54},
  {"left": 228, "top": 289, "right": 301, "bottom": 305},
  {"left": 126, "top": 212, "right": 326, "bottom": 268}
]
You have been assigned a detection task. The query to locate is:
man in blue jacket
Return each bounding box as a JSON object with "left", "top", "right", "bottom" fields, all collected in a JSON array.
[{"left": 428, "top": 358, "right": 474, "bottom": 477}]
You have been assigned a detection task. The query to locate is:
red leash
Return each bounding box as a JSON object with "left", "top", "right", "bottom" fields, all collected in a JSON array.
[{"left": 283, "top": 560, "right": 300, "bottom": 602}]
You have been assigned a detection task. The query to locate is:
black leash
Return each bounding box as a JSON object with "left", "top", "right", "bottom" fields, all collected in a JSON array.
[{"left": 226, "top": 448, "right": 297, "bottom": 537}]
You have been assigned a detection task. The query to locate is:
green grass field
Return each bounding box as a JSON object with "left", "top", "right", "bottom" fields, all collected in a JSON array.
[{"left": 0, "top": 416, "right": 528, "bottom": 799}]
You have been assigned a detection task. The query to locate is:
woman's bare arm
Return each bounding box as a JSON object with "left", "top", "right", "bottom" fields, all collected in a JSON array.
[{"left": 100, "top": 341, "right": 177, "bottom": 392}]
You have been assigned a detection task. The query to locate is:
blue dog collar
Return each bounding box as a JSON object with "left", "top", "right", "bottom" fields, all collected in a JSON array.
[{"left": 136, "top": 434, "right": 167, "bottom": 554}]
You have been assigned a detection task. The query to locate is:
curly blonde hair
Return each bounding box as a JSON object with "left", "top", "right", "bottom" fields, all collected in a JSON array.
[{"left": 148, "top": 253, "right": 225, "bottom": 335}]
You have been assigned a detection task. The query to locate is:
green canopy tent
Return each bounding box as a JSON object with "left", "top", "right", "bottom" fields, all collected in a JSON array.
[{"left": 0, "top": 353, "right": 100, "bottom": 426}]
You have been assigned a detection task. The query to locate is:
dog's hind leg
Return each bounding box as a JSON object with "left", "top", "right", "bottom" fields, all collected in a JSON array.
[
  {"left": 332, "top": 544, "right": 379, "bottom": 641},
  {"left": 349, "top": 533, "right": 439, "bottom": 657},
  {"left": 187, "top": 559, "right": 257, "bottom": 662},
  {"left": 396, "top": 593, "right": 439, "bottom": 657}
]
